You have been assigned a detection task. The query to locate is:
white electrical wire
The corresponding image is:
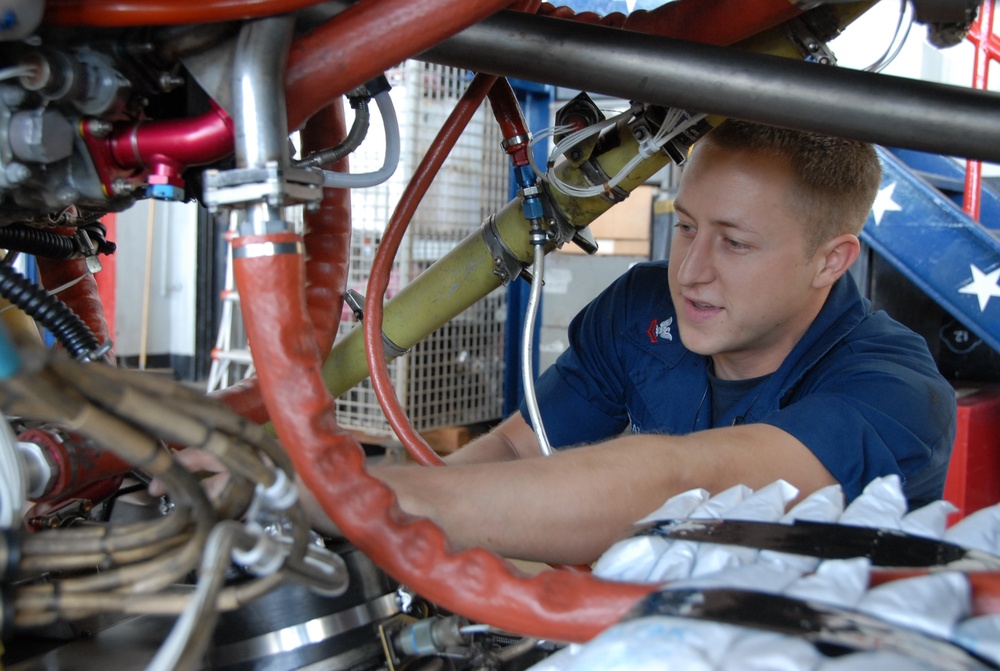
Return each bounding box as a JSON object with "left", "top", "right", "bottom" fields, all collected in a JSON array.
[
  {"left": 319, "top": 90, "right": 400, "bottom": 189},
  {"left": 864, "top": 0, "right": 913, "bottom": 73},
  {"left": 526, "top": 123, "right": 576, "bottom": 179},
  {"left": 543, "top": 108, "right": 706, "bottom": 199},
  {"left": 0, "top": 418, "right": 28, "bottom": 528}
]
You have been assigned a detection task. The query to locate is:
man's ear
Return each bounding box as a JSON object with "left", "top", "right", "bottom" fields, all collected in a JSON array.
[{"left": 812, "top": 233, "right": 860, "bottom": 289}]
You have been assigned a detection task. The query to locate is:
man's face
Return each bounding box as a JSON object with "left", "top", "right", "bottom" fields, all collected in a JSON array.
[{"left": 668, "top": 142, "right": 830, "bottom": 380}]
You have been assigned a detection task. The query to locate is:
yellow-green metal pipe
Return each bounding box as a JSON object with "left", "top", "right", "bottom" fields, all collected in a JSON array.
[{"left": 322, "top": 124, "right": 674, "bottom": 397}]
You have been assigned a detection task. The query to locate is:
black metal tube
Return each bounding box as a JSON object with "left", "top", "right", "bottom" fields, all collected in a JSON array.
[{"left": 421, "top": 10, "right": 1000, "bottom": 162}]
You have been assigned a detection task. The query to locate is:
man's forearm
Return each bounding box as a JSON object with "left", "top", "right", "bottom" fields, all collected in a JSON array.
[{"left": 444, "top": 413, "right": 541, "bottom": 465}]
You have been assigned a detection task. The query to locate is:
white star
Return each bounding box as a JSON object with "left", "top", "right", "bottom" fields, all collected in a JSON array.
[
  {"left": 959, "top": 264, "right": 1000, "bottom": 311},
  {"left": 871, "top": 183, "right": 902, "bottom": 225}
]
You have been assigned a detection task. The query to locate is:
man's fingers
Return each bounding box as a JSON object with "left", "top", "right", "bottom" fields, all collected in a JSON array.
[
  {"left": 147, "top": 448, "right": 229, "bottom": 497},
  {"left": 170, "top": 448, "right": 226, "bottom": 473}
]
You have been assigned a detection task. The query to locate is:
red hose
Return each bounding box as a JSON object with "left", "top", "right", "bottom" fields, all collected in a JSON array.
[
  {"left": 362, "top": 73, "right": 503, "bottom": 467},
  {"left": 363, "top": 0, "right": 541, "bottom": 466},
  {"left": 232, "top": 233, "right": 655, "bottom": 642},
  {"left": 36, "top": 253, "right": 115, "bottom": 365},
  {"left": 212, "top": 102, "right": 351, "bottom": 423},
  {"left": 43, "top": 0, "right": 329, "bottom": 26}
]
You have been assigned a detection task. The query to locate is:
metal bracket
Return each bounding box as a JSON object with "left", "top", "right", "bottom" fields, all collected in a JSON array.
[
  {"left": 481, "top": 213, "right": 525, "bottom": 286},
  {"left": 342, "top": 288, "right": 409, "bottom": 359},
  {"left": 203, "top": 161, "right": 324, "bottom": 213},
  {"left": 784, "top": 17, "right": 837, "bottom": 66},
  {"left": 578, "top": 157, "right": 629, "bottom": 204}
]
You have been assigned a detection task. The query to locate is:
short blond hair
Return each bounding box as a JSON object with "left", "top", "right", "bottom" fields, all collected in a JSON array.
[{"left": 700, "top": 120, "right": 882, "bottom": 252}]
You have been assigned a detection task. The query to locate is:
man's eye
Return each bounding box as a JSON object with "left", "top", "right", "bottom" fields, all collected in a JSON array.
[{"left": 725, "top": 238, "right": 749, "bottom": 251}]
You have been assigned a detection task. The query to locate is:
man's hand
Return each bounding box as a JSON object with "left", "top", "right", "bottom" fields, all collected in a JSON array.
[
  {"left": 148, "top": 447, "right": 230, "bottom": 501},
  {"left": 148, "top": 447, "right": 344, "bottom": 538}
]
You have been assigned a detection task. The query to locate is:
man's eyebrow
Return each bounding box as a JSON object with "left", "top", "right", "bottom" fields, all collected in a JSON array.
[{"left": 674, "top": 201, "right": 759, "bottom": 235}]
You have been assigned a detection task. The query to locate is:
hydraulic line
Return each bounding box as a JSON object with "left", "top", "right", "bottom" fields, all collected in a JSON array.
[
  {"left": 21, "top": 511, "right": 190, "bottom": 556},
  {"left": 0, "top": 262, "right": 103, "bottom": 361},
  {"left": 51, "top": 357, "right": 279, "bottom": 488},
  {"left": 232, "top": 236, "right": 656, "bottom": 643},
  {"left": 0, "top": 362, "right": 215, "bottom": 592},
  {"left": 145, "top": 520, "right": 252, "bottom": 671},
  {"left": 484, "top": 75, "right": 554, "bottom": 455},
  {"left": 284, "top": 0, "right": 515, "bottom": 130},
  {"left": 295, "top": 98, "right": 369, "bottom": 168},
  {"left": 20, "top": 533, "right": 190, "bottom": 574},
  {"left": 318, "top": 91, "right": 399, "bottom": 189},
  {"left": 521, "top": 234, "right": 551, "bottom": 455},
  {"left": 13, "top": 573, "right": 287, "bottom": 627}
]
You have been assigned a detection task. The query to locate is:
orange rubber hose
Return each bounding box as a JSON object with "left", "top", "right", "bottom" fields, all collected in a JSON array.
[
  {"left": 232, "top": 234, "right": 655, "bottom": 642},
  {"left": 212, "top": 102, "right": 351, "bottom": 423}
]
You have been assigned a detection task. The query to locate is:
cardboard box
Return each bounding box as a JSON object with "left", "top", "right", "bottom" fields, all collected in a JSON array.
[
  {"left": 587, "top": 184, "right": 655, "bottom": 240},
  {"left": 557, "top": 185, "right": 654, "bottom": 256},
  {"left": 560, "top": 238, "right": 650, "bottom": 256}
]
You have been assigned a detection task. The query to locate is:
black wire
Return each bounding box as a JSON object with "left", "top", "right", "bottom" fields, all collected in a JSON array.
[{"left": 0, "top": 263, "right": 101, "bottom": 360}]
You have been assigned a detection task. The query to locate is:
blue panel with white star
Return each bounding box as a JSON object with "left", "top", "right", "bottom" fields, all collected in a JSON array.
[{"left": 861, "top": 147, "right": 1000, "bottom": 354}]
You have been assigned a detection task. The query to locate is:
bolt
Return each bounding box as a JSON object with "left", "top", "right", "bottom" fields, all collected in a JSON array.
[
  {"left": 88, "top": 119, "right": 113, "bottom": 138},
  {"left": 159, "top": 72, "right": 185, "bottom": 92},
  {"left": 5, "top": 162, "right": 30, "bottom": 184},
  {"left": 0, "top": 84, "right": 25, "bottom": 106},
  {"left": 56, "top": 184, "right": 79, "bottom": 206},
  {"left": 111, "top": 178, "right": 132, "bottom": 196}
]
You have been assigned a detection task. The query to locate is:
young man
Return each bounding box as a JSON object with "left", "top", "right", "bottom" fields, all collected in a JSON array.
[{"left": 372, "top": 120, "right": 956, "bottom": 566}]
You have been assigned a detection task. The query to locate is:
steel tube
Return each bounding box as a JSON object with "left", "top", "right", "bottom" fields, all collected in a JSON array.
[
  {"left": 233, "top": 15, "right": 294, "bottom": 171},
  {"left": 422, "top": 10, "right": 1000, "bottom": 163}
]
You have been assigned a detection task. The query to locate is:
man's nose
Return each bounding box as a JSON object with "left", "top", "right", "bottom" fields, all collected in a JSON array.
[{"left": 675, "top": 234, "right": 714, "bottom": 286}]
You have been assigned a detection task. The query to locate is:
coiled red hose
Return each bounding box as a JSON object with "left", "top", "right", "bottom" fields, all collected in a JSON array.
[{"left": 232, "top": 232, "right": 655, "bottom": 642}]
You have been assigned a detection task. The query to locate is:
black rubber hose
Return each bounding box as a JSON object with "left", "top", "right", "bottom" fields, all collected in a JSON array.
[
  {"left": 0, "top": 224, "right": 115, "bottom": 260},
  {"left": 0, "top": 263, "right": 100, "bottom": 360},
  {"left": 0, "top": 226, "right": 77, "bottom": 259}
]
